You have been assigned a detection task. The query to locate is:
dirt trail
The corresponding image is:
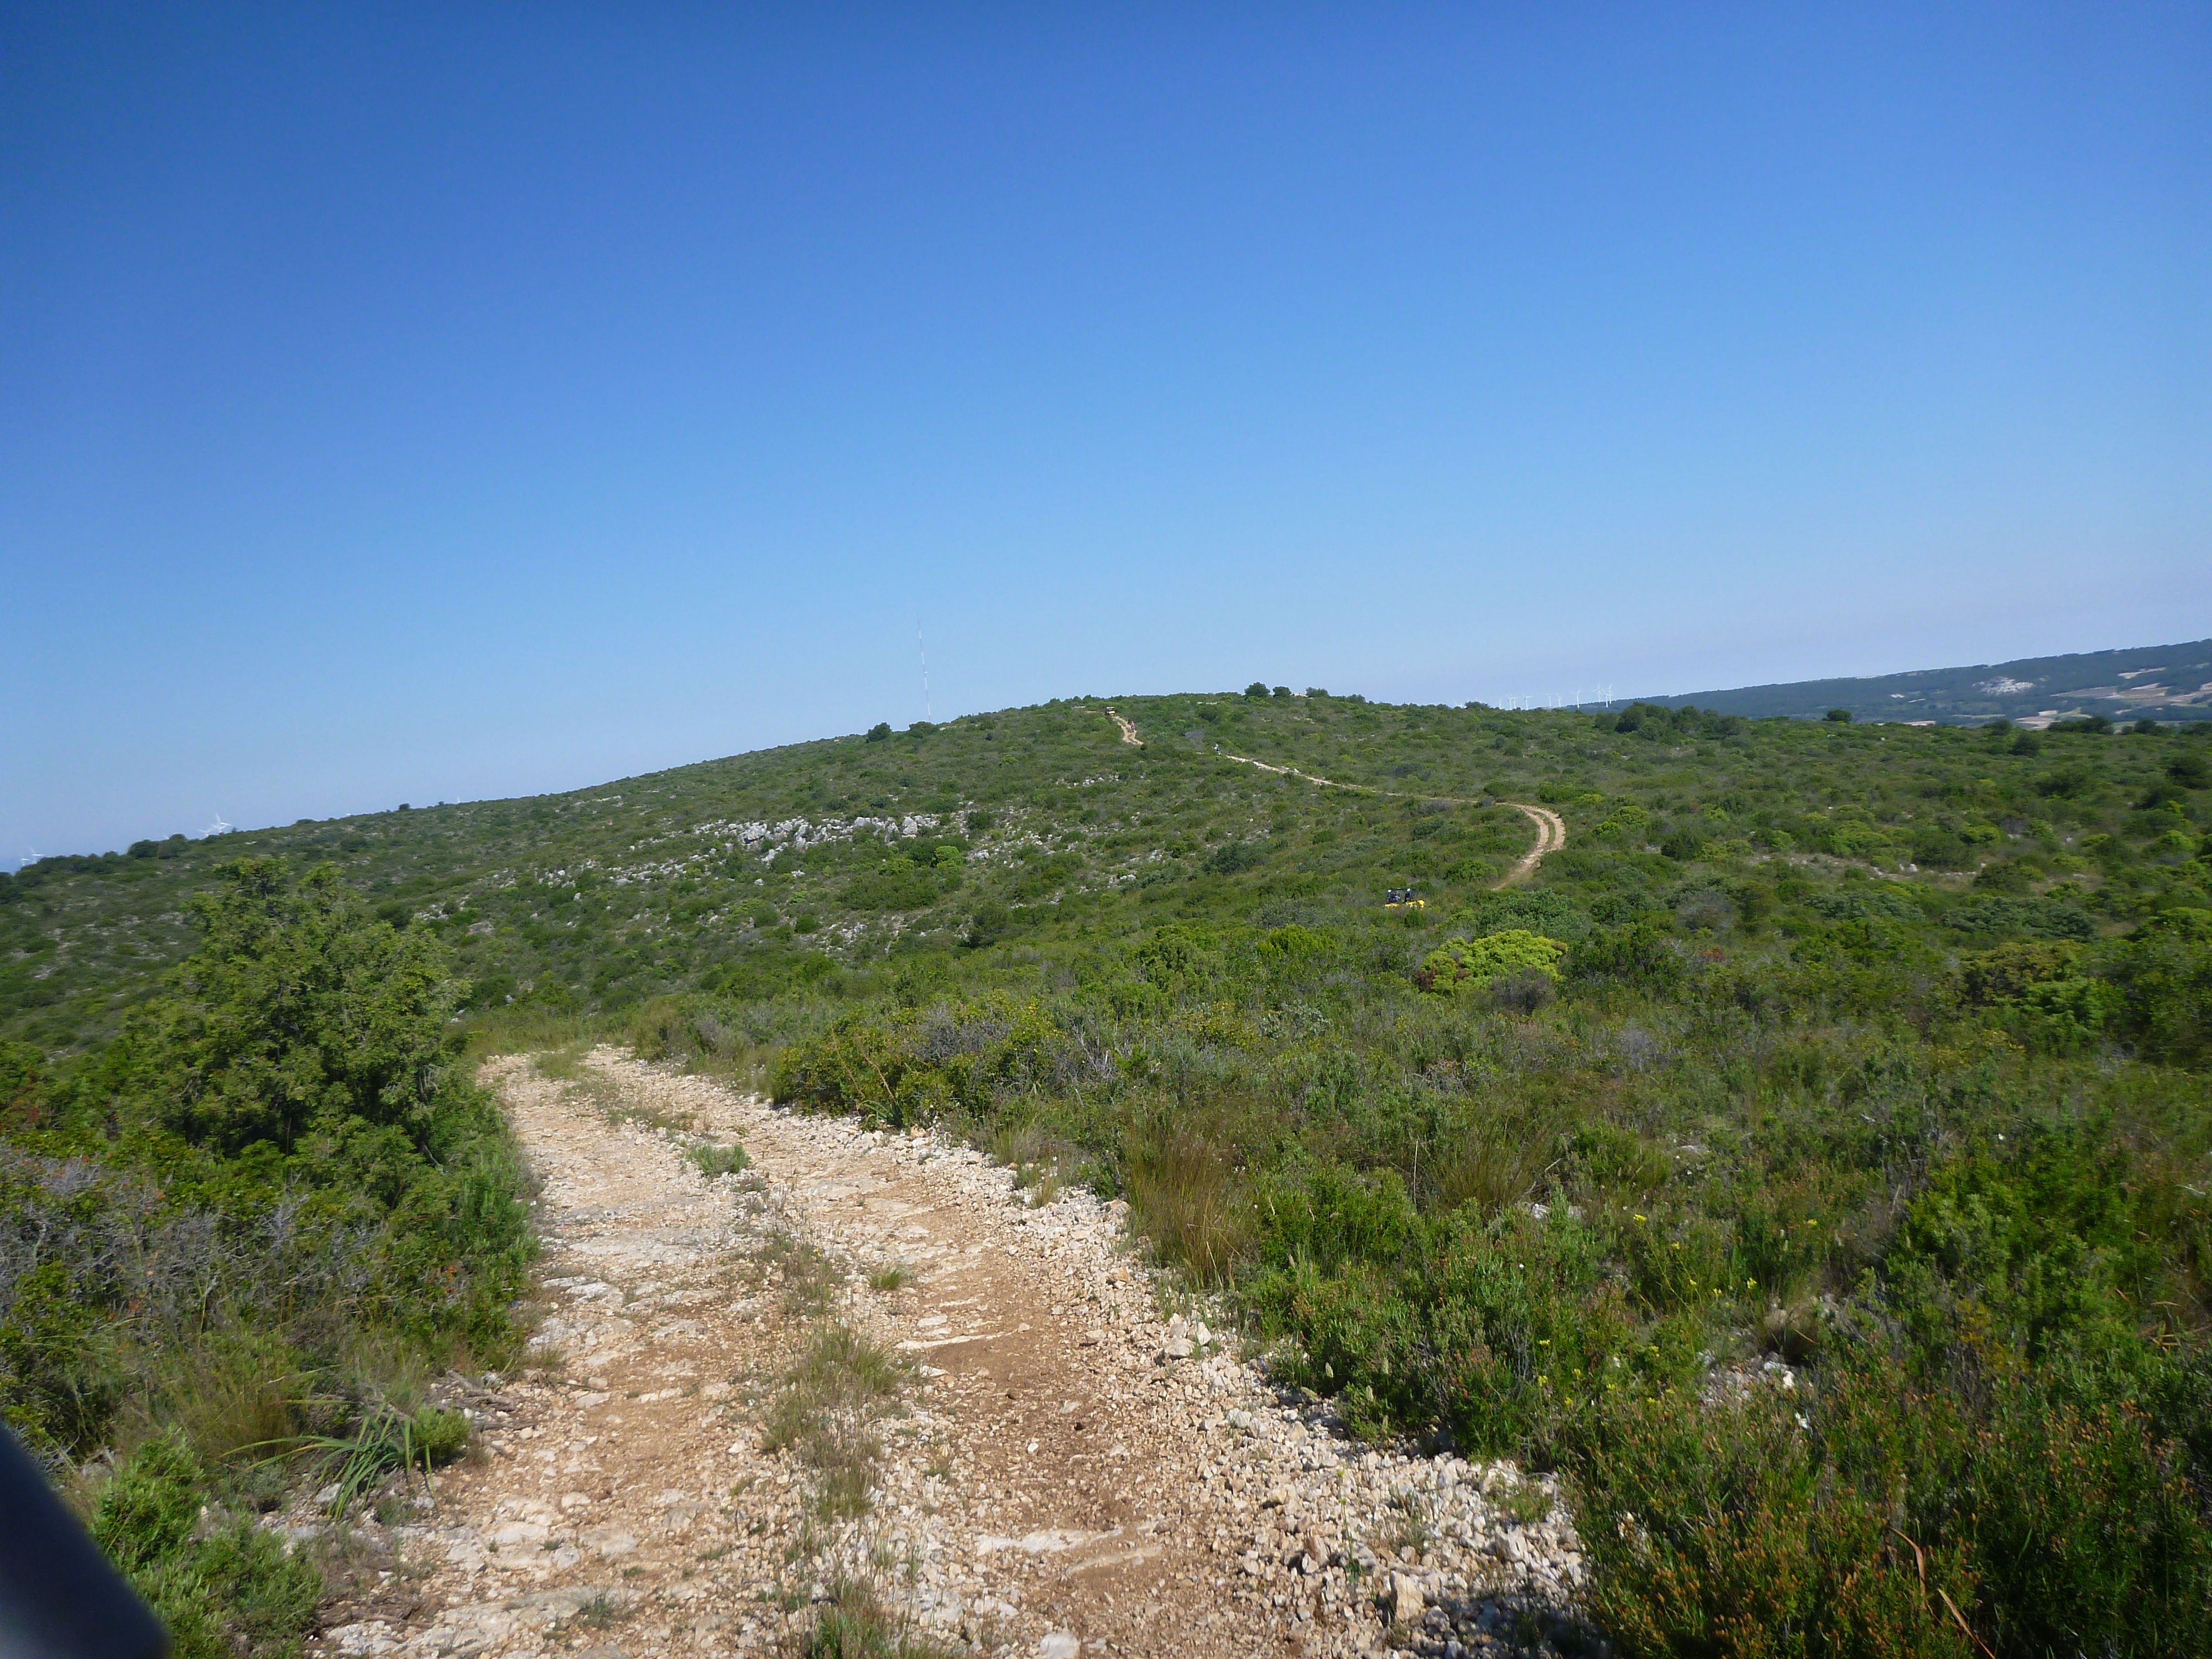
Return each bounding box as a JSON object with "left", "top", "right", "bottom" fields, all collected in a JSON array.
[
  {"left": 1494, "top": 805, "right": 1566, "bottom": 888},
  {"left": 1096, "top": 709, "right": 1566, "bottom": 886},
  {"left": 317, "top": 1056, "right": 1587, "bottom": 1659},
  {"left": 1209, "top": 750, "right": 1567, "bottom": 891}
]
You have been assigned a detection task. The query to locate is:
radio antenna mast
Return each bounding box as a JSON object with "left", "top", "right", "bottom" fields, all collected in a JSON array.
[{"left": 916, "top": 619, "right": 932, "bottom": 722}]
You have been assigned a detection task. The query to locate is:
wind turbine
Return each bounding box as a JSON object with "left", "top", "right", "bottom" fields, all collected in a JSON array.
[{"left": 206, "top": 813, "right": 232, "bottom": 837}]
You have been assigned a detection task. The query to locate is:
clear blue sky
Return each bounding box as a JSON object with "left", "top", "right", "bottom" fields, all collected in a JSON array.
[{"left": 4, "top": 4, "right": 2207, "bottom": 862}]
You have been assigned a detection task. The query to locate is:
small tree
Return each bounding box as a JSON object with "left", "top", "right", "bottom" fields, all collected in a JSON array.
[
  {"left": 1824, "top": 708, "right": 1854, "bottom": 723},
  {"left": 139, "top": 859, "right": 461, "bottom": 1156},
  {"left": 1245, "top": 682, "right": 1271, "bottom": 700},
  {"left": 864, "top": 722, "right": 891, "bottom": 743}
]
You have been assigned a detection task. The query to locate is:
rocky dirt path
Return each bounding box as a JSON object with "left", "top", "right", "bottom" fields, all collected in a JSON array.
[{"left": 317, "top": 1054, "right": 1591, "bottom": 1659}]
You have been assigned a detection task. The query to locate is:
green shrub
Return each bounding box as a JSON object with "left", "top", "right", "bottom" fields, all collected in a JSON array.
[
  {"left": 1592, "top": 802, "right": 1652, "bottom": 842},
  {"left": 1414, "top": 929, "right": 1566, "bottom": 995},
  {"left": 1572, "top": 1387, "right": 1965, "bottom": 1659},
  {"left": 413, "top": 1406, "right": 472, "bottom": 1465},
  {"left": 843, "top": 858, "right": 945, "bottom": 911},
  {"left": 1568, "top": 921, "right": 1683, "bottom": 988},
  {"left": 1572, "top": 1329, "right": 2212, "bottom": 1659},
  {"left": 93, "top": 1431, "right": 321, "bottom": 1659},
  {"left": 3, "top": 859, "right": 531, "bottom": 1641},
  {"left": 962, "top": 901, "right": 1011, "bottom": 948}
]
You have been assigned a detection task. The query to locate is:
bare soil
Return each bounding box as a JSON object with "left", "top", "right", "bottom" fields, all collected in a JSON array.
[{"left": 313, "top": 1054, "right": 1588, "bottom": 1659}]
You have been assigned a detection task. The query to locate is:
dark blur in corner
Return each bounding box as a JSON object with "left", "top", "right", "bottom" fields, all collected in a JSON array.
[{"left": 0, "top": 1422, "right": 169, "bottom": 1659}]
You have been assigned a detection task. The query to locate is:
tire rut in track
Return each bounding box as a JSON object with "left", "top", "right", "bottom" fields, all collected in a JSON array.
[{"left": 321, "top": 1054, "right": 1593, "bottom": 1658}]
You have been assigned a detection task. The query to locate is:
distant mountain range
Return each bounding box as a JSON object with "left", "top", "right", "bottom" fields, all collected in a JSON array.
[{"left": 1646, "top": 638, "right": 2212, "bottom": 727}]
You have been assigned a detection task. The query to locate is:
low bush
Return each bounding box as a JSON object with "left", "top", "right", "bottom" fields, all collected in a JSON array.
[
  {"left": 92, "top": 1431, "right": 321, "bottom": 1659},
  {"left": 1414, "top": 930, "right": 1567, "bottom": 995}
]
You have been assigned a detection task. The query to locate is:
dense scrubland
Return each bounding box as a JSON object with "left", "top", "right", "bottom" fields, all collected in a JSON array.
[
  {"left": 1, "top": 864, "right": 530, "bottom": 1655},
  {"left": 7, "top": 687, "right": 2212, "bottom": 1656}
]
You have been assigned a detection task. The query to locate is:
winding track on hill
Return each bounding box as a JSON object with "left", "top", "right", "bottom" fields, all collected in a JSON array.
[
  {"left": 1495, "top": 805, "right": 1566, "bottom": 886},
  {"left": 1101, "top": 712, "right": 1567, "bottom": 888}
]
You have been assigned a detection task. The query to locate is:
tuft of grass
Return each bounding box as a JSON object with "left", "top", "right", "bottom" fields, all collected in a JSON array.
[
  {"left": 467, "top": 1004, "right": 595, "bottom": 1062},
  {"left": 1124, "top": 1123, "right": 1251, "bottom": 1286},
  {"left": 865, "top": 1262, "right": 914, "bottom": 1292},
  {"left": 144, "top": 1324, "right": 307, "bottom": 1470},
  {"left": 290, "top": 1400, "right": 472, "bottom": 1517},
  {"left": 691, "top": 1139, "right": 752, "bottom": 1177},
  {"left": 530, "top": 1042, "right": 591, "bottom": 1082},
  {"left": 987, "top": 1121, "right": 1077, "bottom": 1208},
  {"left": 576, "top": 1591, "right": 630, "bottom": 1630},
  {"left": 1428, "top": 1117, "right": 1557, "bottom": 1215},
  {"left": 541, "top": 1048, "right": 701, "bottom": 1134},
  {"left": 1491, "top": 1475, "right": 1554, "bottom": 1527},
  {"left": 791, "top": 1570, "right": 957, "bottom": 1659},
  {"left": 761, "top": 1323, "right": 908, "bottom": 1521},
  {"left": 606, "top": 1093, "right": 700, "bottom": 1135},
  {"left": 757, "top": 1227, "right": 843, "bottom": 1319},
  {"left": 1387, "top": 1488, "right": 1438, "bottom": 1555}
]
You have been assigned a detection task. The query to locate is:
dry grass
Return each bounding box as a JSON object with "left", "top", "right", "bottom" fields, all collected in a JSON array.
[
  {"left": 1429, "top": 1118, "right": 1557, "bottom": 1214},
  {"left": 790, "top": 1569, "right": 956, "bottom": 1658},
  {"left": 756, "top": 1227, "right": 843, "bottom": 1319},
  {"left": 466, "top": 1006, "right": 597, "bottom": 1063},
  {"left": 761, "top": 1324, "right": 907, "bottom": 1521},
  {"left": 1386, "top": 1487, "right": 1439, "bottom": 1555},
  {"left": 140, "top": 1323, "right": 305, "bottom": 1468},
  {"left": 985, "top": 1121, "right": 1078, "bottom": 1208},
  {"left": 1124, "top": 1124, "right": 1252, "bottom": 1285},
  {"left": 528, "top": 1043, "right": 592, "bottom": 1082},
  {"left": 535, "top": 1047, "right": 702, "bottom": 1135}
]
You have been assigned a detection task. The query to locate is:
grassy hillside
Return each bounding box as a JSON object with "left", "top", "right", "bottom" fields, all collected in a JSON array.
[
  {"left": 9, "top": 688, "right": 2212, "bottom": 1656},
  {"left": 8, "top": 686, "right": 2208, "bottom": 1051},
  {"left": 1647, "top": 637, "right": 2212, "bottom": 727}
]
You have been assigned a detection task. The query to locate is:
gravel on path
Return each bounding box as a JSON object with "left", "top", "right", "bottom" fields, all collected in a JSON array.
[{"left": 311, "top": 1053, "right": 1598, "bottom": 1659}]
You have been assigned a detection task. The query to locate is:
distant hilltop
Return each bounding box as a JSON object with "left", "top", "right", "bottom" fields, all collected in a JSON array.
[{"left": 1644, "top": 638, "right": 2212, "bottom": 728}]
